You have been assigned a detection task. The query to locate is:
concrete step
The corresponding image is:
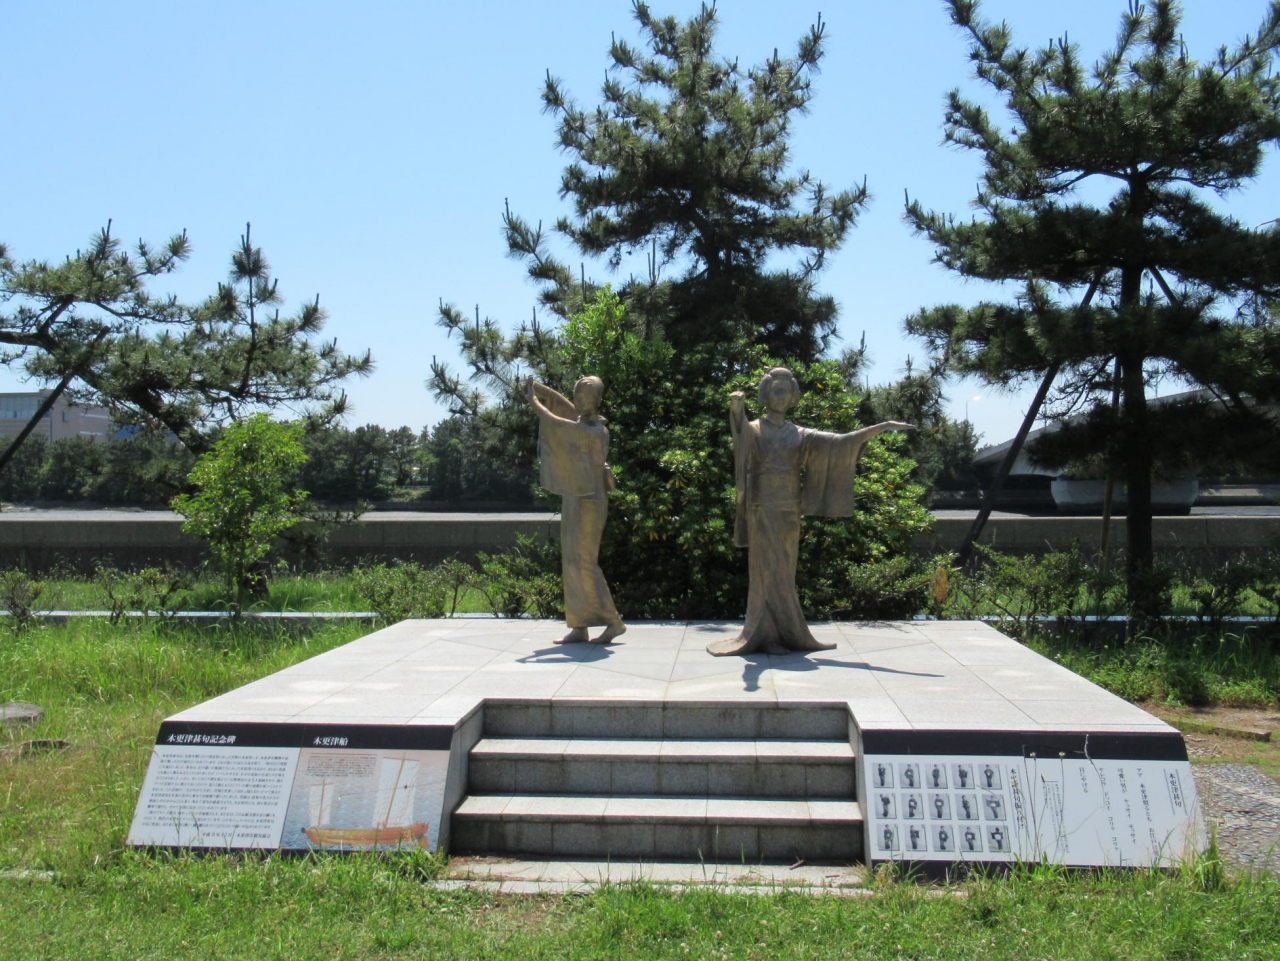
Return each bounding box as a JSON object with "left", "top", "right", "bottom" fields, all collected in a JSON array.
[
  {"left": 482, "top": 699, "right": 851, "bottom": 741},
  {"left": 451, "top": 794, "right": 863, "bottom": 861},
  {"left": 468, "top": 737, "right": 855, "bottom": 798}
]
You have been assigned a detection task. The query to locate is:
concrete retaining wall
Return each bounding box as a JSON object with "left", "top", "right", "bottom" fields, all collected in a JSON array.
[
  {"left": 0, "top": 510, "right": 1273, "bottom": 572},
  {"left": 0, "top": 511, "right": 560, "bottom": 572},
  {"left": 915, "top": 515, "right": 1280, "bottom": 561}
]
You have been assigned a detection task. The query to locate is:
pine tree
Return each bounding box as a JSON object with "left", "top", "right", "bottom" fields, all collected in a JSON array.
[
  {"left": 429, "top": 1, "right": 871, "bottom": 494},
  {"left": 906, "top": 0, "right": 1280, "bottom": 614},
  {"left": 455, "top": 0, "right": 867, "bottom": 364},
  {"left": 3, "top": 224, "right": 372, "bottom": 458}
]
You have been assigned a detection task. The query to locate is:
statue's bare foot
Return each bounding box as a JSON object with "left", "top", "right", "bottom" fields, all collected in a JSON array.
[
  {"left": 591, "top": 621, "right": 627, "bottom": 644},
  {"left": 556, "top": 627, "right": 590, "bottom": 644},
  {"left": 706, "top": 634, "right": 754, "bottom": 657},
  {"left": 762, "top": 641, "right": 790, "bottom": 655}
]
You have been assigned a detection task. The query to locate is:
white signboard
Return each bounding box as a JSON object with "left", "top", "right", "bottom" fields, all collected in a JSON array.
[
  {"left": 129, "top": 746, "right": 300, "bottom": 848},
  {"left": 863, "top": 753, "right": 1204, "bottom": 867},
  {"left": 128, "top": 724, "right": 452, "bottom": 851}
]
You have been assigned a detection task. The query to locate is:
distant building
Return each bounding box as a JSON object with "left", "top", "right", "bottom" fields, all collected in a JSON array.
[
  {"left": 0, "top": 391, "right": 112, "bottom": 442},
  {"left": 972, "top": 388, "right": 1277, "bottom": 483}
]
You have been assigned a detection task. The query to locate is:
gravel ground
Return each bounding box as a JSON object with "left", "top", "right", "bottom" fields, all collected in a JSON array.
[{"left": 1192, "top": 762, "right": 1280, "bottom": 873}]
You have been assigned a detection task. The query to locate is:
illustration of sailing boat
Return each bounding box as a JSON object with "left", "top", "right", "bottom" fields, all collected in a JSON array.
[{"left": 304, "top": 755, "right": 429, "bottom": 848}]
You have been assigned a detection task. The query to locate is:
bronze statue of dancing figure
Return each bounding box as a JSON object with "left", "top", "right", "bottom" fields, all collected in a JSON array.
[
  {"left": 708, "top": 367, "right": 912, "bottom": 657},
  {"left": 526, "top": 375, "right": 626, "bottom": 645}
]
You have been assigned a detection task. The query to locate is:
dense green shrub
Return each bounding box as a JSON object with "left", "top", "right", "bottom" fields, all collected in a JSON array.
[
  {"left": 948, "top": 546, "right": 1126, "bottom": 637},
  {"left": 352, "top": 559, "right": 474, "bottom": 621},
  {"left": 807, "top": 555, "right": 936, "bottom": 621},
  {"left": 172, "top": 415, "right": 309, "bottom": 617},
  {"left": 475, "top": 535, "right": 564, "bottom": 619},
  {"left": 559, "top": 291, "right": 933, "bottom": 619}
]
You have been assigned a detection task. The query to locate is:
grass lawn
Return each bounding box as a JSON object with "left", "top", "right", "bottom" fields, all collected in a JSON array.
[
  {"left": 1028, "top": 629, "right": 1280, "bottom": 708},
  {"left": 3, "top": 619, "right": 1280, "bottom": 959},
  {"left": 28, "top": 571, "right": 494, "bottom": 616},
  {"left": 5, "top": 855, "right": 1279, "bottom": 960}
]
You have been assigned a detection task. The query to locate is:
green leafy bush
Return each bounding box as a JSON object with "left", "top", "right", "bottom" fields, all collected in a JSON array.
[
  {"left": 171, "top": 414, "right": 309, "bottom": 617},
  {"left": 563, "top": 290, "right": 932, "bottom": 619},
  {"left": 814, "top": 555, "right": 936, "bottom": 621},
  {"left": 1186, "top": 559, "right": 1261, "bottom": 629},
  {"left": 949, "top": 546, "right": 1133, "bottom": 637},
  {"left": 352, "top": 559, "right": 474, "bottom": 621},
  {"left": 475, "top": 535, "right": 563, "bottom": 619},
  {"left": 0, "top": 570, "right": 44, "bottom": 634},
  {"left": 94, "top": 565, "right": 192, "bottom": 624}
]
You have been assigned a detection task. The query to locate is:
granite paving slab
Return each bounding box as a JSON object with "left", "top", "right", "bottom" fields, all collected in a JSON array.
[
  {"left": 166, "top": 619, "right": 1178, "bottom": 738},
  {"left": 448, "top": 858, "right": 868, "bottom": 887}
]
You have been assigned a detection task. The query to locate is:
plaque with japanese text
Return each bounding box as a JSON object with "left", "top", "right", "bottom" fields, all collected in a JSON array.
[{"left": 128, "top": 722, "right": 453, "bottom": 851}]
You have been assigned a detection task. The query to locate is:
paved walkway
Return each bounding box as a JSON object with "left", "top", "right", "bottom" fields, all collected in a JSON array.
[{"left": 446, "top": 857, "right": 869, "bottom": 894}]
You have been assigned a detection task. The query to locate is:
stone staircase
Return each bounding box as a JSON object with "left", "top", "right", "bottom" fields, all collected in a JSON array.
[{"left": 451, "top": 700, "right": 863, "bottom": 861}]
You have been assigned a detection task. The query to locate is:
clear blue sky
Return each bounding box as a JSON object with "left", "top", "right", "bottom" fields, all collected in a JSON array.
[{"left": 5, "top": 1, "right": 1278, "bottom": 448}]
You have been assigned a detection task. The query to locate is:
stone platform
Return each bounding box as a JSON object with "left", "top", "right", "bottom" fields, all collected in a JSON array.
[
  {"left": 132, "top": 620, "right": 1201, "bottom": 867},
  {"left": 171, "top": 619, "right": 1164, "bottom": 732}
]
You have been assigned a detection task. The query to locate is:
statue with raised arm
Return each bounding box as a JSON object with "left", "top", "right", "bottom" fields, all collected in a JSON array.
[
  {"left": 526, "top": 375, "right": 626, "bottom": 644},
  {"left": 708, "top": 367, "right": 912, "bottom": 657}
]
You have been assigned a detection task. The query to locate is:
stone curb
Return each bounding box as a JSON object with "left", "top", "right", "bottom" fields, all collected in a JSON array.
[
  {"left": 1174, "top": 718, "right": 1272, "bottom": 742},
  {"left": 2, "top": 610, "right": 379, "bottom": 623},
  {"left": 0, "top": 869, "right": 55, "bottom": 882},
  {"left": 432, "top": 878, "right": 875, "bottom": 896}
]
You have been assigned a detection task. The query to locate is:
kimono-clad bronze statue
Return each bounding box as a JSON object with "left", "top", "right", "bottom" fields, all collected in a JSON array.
[
  {"left": 526, "top": 375, "right": 627, "bottom": 645},
  {"left": 708, "top": 367, "right": 912, "bottom": 657}
]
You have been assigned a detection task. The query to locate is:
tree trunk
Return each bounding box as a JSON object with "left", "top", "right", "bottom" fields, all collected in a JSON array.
[
  {"left": 1118, "top": 259, "right": 1158, "bottom": 619},
  {"left": 1120, "top": 352, "right": 1157, "bottom": 616},
  {"left": 956, "top": 363, "right": 1059, "bottom": 567},
  {"left": 0, "top": 330, "right": 110, "bottom": 478}
]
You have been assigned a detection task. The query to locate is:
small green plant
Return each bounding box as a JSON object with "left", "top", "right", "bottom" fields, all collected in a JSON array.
[
  {"left": 352, "top": 558, "right": 475, "bottom": 621},
  {"left": 1242, "top": 539, "right": 1280, "bottom": 623},
  {"left": 95, "top": 565, "right": 192, "bottom": 625},
  {"left": 0, "top": 569, "right": 44, "bottom": 634},
  {"left": 1182, "top": 558, "right": 1260, "bottom": 629},
  {"left": 951, "top": 546, "right": 1126, "bottom": 637},
  {"left": 171, "top": 414, "right": 309, "bottom": 618},
  {"left": 1184, "top": 829, "right": 1228, "bottom": 893},
  {"left": 825, "top": 554, "right": 936, "bottom": 621},
  {"left": 388, "top": 846, "right": 450, "bottom": 883},
  {"left": 476, "top": 534, "right": 563, "bottom": 618}
]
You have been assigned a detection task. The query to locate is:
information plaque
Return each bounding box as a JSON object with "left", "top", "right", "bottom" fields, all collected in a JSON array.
[
  {"left": 128, "top": 722, "right": 453, "bottom": 852},
  {"left": 861, "top": 750, "right": 1203, "bottom": 867}
]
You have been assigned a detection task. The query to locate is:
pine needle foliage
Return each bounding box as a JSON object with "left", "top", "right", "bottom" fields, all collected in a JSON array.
[
  {"left": 427, "top": 0, "right": 869, "bottom": 445},
  {"left": 441, "top": 0, "right": 868, "bottom": 367},
  {"left": 906, "top": 0, "right": 1280, "bottom": 614},
  {"left": 1, "top": 224, "right": 373, "bottom": 457}
]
